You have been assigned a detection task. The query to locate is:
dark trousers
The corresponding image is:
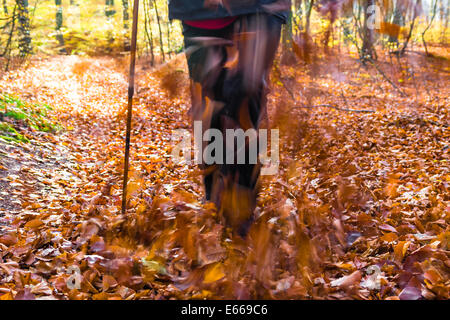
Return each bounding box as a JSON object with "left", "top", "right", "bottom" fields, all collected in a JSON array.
[{"left": 183, "top": 14, "right": 282, "bottom": 235}]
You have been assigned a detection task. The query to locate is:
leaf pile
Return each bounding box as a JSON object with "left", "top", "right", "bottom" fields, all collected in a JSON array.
[{"left": 0, "top": 49, "right": 448, "bottom": 300}]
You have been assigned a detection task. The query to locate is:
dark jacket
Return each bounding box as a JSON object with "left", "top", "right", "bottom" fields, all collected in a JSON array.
[{"left": 168, "top": 0, "right": 289, "bottom": 22}]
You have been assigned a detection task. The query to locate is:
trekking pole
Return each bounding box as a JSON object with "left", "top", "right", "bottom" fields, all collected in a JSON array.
[{"left": 122, "top": 0, "right": 140, "bottom": 215}]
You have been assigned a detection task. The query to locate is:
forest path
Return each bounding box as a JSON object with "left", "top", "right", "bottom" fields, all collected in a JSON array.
[
  {"left": 0, "top": 56, "right": 127, "bottom": 219},
  {"left": 0, "top": 53, "right": 448, "bottom": 300},
  {"left": 0, "top": 55, "right": 204, "bottom": 299},
  {"left": 0, "top": 55, "right": 193, "bottom": 215}
]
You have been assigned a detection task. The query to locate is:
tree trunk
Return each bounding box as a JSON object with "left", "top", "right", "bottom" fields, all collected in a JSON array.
[
  {"left": 105, "top": 0, "right": 116, "bottom": 17},
  {"left": 422, "top": 0, "right": 438, "bottom": 55},
  {"left": 166, "top": 19, "right": 172, "bottom": 58},
  {"left": 304, "top": 0, "right": 314, "bottom": 36},
  {"left": 362, "top": 0, "right": 376, "bottom": 60},
  {"left": 293, "top": 0, "right": 303, "bottom": 36},
  {"left": 1, "top": 5, "right": 16, "bottom": 58},
  {"left": 55, "top": 0, "right": 66, "bottom": 53},
  {"left": 303, "top": 0, "right": 314, "bottom": 62},
  {"left": 122, "top": 0, "right": 130, "bottom": 51},
  {"left": 15, "top": 0, "right": 32, "bottom": 58},
  {"left": 143, "top": 0, "right": 155, "bottom": 65},
  {"left": 152, "top": 0, "right": 165, "bottom": 62},
  {"left": 105, "top": 0, "right": 116, "bottom": 44},
  {"left": 400, "top": 0, "right": 420, "bottom": 55},
  {"left": 281, "top": 10, "right": 296, "bottom": 65},
  {"left": 441, "top": 0, "right": 449, "bottom": 44}
]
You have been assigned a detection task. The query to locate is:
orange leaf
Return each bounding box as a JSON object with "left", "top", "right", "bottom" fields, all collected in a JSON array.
[
  {"left": 394, "top": 241, "right": 410, "bottom": 262},
  {"left": 0, "top": 292, "right": 13, "bottom": 300},
  {"left": 203, "top": 263, "right": 225, "bottom": 284},
  {"left": 381, "top": 232, "right": 398, "bottom": 243},
  {"left": 24, "top": 219, "right": 43, "bottom": 229}
]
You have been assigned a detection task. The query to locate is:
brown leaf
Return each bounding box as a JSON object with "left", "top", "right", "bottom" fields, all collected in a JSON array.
[
  {"left": 14, "top": 288, "right": 36, "bottom": 300},
  {"left": 330, "top": 271, "right": 362, "bottom": 289},
  {"left": 399, "top": 286, "right": 422, "bottom": 300},
  {"left": 24, "top": 218, "right": 44, "bottom": 229}
]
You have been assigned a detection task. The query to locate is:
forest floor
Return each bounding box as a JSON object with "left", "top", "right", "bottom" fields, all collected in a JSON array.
[{"left": 0, "top": 46, "right": 449, "bottom": 300}]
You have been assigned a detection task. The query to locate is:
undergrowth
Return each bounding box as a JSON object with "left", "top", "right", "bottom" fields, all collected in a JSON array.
[{"left": 0, "top": 94, "right": 62, "bottom": 143}]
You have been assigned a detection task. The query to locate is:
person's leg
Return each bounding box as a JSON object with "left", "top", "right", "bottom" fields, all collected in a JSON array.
[
  {"left": 182, "top": 15, "right": 282, "bottom": 236},
  {"left": 182, "top": 23, "right": 234, "bottom": 201},
  {"left": 229, "top": 13, "right": 282, "bottom": 186},
  {"left": 216, "top": 14, "right": 283, "bottom": 236}
]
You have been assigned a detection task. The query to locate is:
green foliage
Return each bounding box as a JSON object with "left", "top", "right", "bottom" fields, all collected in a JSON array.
[
  {"left": 0, "top": 0, "right": 184, "bottom": 58},
  {"left": 0, "top": 121, "right": 29, "bottom": 143},
  {"left": 0, "top": 0, "right": 447, "bottom": 63},
  {"left": 0, "top": 94, "right": 62, "bottom": 143}
]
